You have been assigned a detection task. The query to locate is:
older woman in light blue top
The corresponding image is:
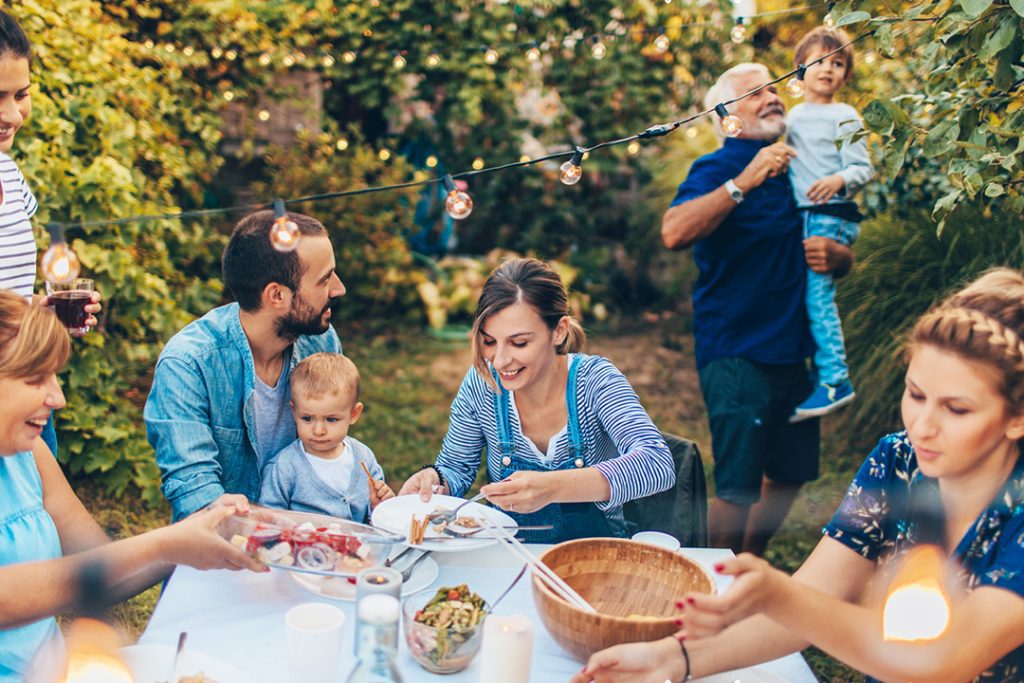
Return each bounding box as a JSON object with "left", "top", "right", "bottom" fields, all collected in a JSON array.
[
  {"left": 0, "top": 291, "right": 264, "bottom": 681},
  {"left": 400, "top": 258, "right": 675, "bottom": 543}
]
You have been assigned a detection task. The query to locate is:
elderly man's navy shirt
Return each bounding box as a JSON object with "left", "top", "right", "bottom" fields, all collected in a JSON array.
[{"left": 669, "top": 137, "right": 812, "bottom": 369}]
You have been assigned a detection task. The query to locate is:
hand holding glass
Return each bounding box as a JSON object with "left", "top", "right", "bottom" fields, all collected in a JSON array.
[{"left": 45, "top": 278, "right": 94, "bottom": 335}]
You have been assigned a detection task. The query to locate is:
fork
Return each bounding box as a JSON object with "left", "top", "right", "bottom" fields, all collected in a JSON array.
[
  {"left": 442, "top": 524, "right": 553, "bottom": 538},
  {"left": 400, "top": 550, "right": 432, "bottom": 581},
  {"left": 424, "top": 490, "right": 488, "bottom": 524}
]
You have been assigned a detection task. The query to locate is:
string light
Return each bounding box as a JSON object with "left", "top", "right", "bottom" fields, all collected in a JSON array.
[
  {"left": 654, "top": 33, "right": 670, "bottom": 53},
  {"left": 283, "top": 54, "right": 296, "bottom": 67},
  {"left": 824, "top": 3, "right": 836, "bottom": 28},
  {"left": 392, "top": 53, "right": 406, "bottom": 69},
  {"left": 164, "top": 44, "right": 175, "bottom": 53},
  {"left": 182, "top": 46, "right": 194, "bottom": 56},
  {"left": 210, "top": 46, "right": 223, "bottom": 59},
  {"left": 222, "top": 90, "right": 235, "bottom": 101},
  {"left": 258, "top": 53, "right": 271, "bottom": 66},
  {"left": 559, "top": 147, "right": 585, "bottom": 185},
  {"left": 342, "top": 50, "right": 357, "bottom": 64},
  {"left": 143, "top": 39, "right": 154, "bottom": 50},
  {"left": 269, "top": 199, "right": 301, "bottom": 252},
  {"left": 730, "top": 18, "right": 747, "bottom": 44},
  {"left": 591, "top": 38, "right": 607, "bottom": 60},
  {"left": 335, "top": 138, "right": 349, "bottom": 151},
  {"left": 526, "top": 44, "right": 541, "bottom": 62},
  {"left": 442, "top": 174, "right": 473, "bottom": 220},
  {"left": 715, "top": 103, "right": 743, "bottom": 137},
  {"left": 786, "top": 65, "right": 807, "bottom": 97},
  {"left": 225, "top": 49, "right": 237, "bottom": 61},
  {"left": 322, "top": 54, "right": 335, "bottom": 67},
  {"left": 472, "top": 157, "right": 485, "bottom": 170},
  {"left": 425, "top": 155, "right": 438, "bottom": 168},
  {"left": 41, "top": 224, "right": 81, "bottom": 284},
  {"left": 379, "top": 148, "right": 391, "bottom": 161},
  {"left": 627, "top": 141, "right": 641, "bottom": 155},
  {"left": 484, "top": 47, "right": 499, "bottom": 64},
  {"left": 258, "top": 109, "right": 271, "bottom": 121},
  {"left": 426, "top": 52, "right": 441, "bottom": 67}
]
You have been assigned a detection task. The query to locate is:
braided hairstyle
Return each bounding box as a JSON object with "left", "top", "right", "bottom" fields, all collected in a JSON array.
[{"left": 908, "top": 268, "right": 1024, "bottom": 414}]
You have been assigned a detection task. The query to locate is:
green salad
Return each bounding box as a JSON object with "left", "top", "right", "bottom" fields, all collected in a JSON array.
[{"left": 410, "top": 584, "right": 487, "bottom": 667}]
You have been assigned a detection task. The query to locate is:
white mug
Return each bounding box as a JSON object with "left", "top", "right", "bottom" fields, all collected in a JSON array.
[
  {"left": 285, "top": 602, "right": 346, "bottom": 683},
  {"left": 631, "top": 530, "right": 682, "bottom": 552}
]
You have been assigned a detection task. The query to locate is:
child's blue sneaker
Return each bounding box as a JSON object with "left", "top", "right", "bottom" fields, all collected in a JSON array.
[{"left": 789, "top": 380, "right": 856, "bottom": 423}]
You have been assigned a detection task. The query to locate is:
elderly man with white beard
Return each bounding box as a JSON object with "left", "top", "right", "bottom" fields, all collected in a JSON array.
[{"left": 661, "top": 63, "right": 853, "bottom": 556}]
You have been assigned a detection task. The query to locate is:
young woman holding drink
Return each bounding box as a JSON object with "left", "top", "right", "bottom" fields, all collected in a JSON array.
[
  {"left": 0, "top": 9, "right": 101, "bottom": 457},
  {"left": 572, "top": 268, "right": 1024, "bottom": 683},
  {"left": 0, "top": 290, "right": 265, "bottom": 682}
]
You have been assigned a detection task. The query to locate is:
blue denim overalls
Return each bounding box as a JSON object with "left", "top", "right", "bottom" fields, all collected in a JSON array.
[{"left": 491, "top": 356, "right": 613, "bottom": 543}]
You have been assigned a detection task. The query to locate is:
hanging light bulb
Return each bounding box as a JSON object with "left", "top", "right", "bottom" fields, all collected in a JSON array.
[
  {"left": 472, "top": 157, "right": 485, "bottom": 170},
  {"left": 335, "top": 137, "right": 349, "bottom": 151},
  {"left": 526, "top": 44, "right": 541, "bottom": 62},
  {"left": 627, "top": 140, "right": 641, "bottom": 155},
  {"left": 392, "top": 53, "right": 406, "bottom": 69},
  {"left": 379, "top": 148, "right": 391, "bottom": 161},
  {"left": 182, "top": 46, "right": 194, "bottom": 56},
  {"left": 591, "top": 39, "right": 607, "bottom": 60},
  {"left": 41, "top": 224, "right": 81, "bottom": 284},
  {"left": 484, "top": 47, "right": 499, "bottom": 64},
  {"left": 225, "top": 49, "right": 238, "bottom": 61},
  {"left": 715, "top": 103, "right": 743, "bottom": 137},
  {"left": 258, "top": 109, "right": 271, "bottom": 121},
  {"left": 730, "top": 18, "right": 747, "bottom": 44},
  {"left": 426, "top": 52, "right": 441, "bottom": 68},
  {"left": 269, "top": 199, "right": 301, "bottom": 253},
  {"left": 442, "top": 175, "right": 473, "bottom": 220},
  {"left": 282, "top": 53, "right": 296, "bottom": 67},
  {"left": 321, "top": 54, "right": 335, "bottom": 67},
  {"left": 342, "top": 50, "right": 357, "bottom": 64},
  {"left": 143, "top": 39, "right": 154, "bottom": 50},
  {"left": 823, "top": 3, "right": 836, "bottom": 28},
  {"left": 222, "top": 89, "right": 235, "bottom": 101},
  {"left": 786, "top": 65, "right": 807, "bottom": 98},
  {"left": 258, "top": 53, "right": 271, "bottom": 66},
  {"left": 559, "top": 147, "right": 585, "bottom": 186},
  {"left": 425, "top": 155, "right": 438, "bottom": 168},
  {"left": 210, "top": 46, "right": 223, "bottom": 59},
  {"left": 654, "top": 33, "right": 670, "bottom": 53}
]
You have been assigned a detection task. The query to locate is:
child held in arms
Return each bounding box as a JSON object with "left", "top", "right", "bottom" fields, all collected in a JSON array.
[
  {"left": 260, "top": 352, "right": 394, "bottom": 522},
  {"left": 786, "top": 27, "right": 873, "bottom": 423}
]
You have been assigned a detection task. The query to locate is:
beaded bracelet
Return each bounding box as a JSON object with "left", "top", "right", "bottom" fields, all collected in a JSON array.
[{"left": 418, "top": 463, "right": 447, "bottom": 490}]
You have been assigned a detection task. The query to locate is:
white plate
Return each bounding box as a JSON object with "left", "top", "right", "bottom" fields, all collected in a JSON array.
[
  {"left": 697, "top": 667, "right": 789, "bottom": 683},
  {"left": 289, "top": 554, "right": 439, "bottom": 601},
  {"left": 121, "top": 643, "right": 251, "bottom": 683},
  {"left": 371, "top": 493, "right": 517, "bottom": 552}
]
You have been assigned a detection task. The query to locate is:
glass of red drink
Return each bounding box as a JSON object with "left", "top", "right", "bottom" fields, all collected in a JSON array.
[{"left": 46, "top": 278, "right": 94, "bottom": 335}]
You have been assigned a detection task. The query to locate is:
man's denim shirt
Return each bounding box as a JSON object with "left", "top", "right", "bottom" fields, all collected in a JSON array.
[{"left": 144, "top": 303, "right": 342, "bottom": 521}]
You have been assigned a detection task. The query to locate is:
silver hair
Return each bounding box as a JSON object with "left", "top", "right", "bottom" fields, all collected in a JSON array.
[{"left": 703, "top": 63, "right": 771, "bottom": 137}]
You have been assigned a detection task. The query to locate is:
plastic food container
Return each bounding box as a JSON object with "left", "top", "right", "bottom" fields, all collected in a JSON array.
[{"left": 222, "top": 507, "right": 404, "bottom": 578}]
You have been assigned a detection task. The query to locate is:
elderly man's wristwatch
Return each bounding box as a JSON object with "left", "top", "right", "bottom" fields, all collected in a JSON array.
[{"left": 724, "top": 178, "right": 744, "bottom": 204}]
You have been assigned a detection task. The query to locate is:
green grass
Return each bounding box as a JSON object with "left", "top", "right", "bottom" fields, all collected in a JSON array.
[{"left": 78, "top": 325, "right": 862, "bottom": 680}]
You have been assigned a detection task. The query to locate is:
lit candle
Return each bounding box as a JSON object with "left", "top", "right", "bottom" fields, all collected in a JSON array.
[
  {"left": 479, "top": 614, "right": 534, "bottom": 683},
  {"left": 882, "top": 545, "right": 951, "bottom": 641},
  {"left": 354, "top": 567, "right": 402, "bottom": 654}
]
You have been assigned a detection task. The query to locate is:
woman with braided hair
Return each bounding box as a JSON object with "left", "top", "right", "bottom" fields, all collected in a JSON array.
[{"left": 572, "top": 268, "right": 1024, "bottom": 683}]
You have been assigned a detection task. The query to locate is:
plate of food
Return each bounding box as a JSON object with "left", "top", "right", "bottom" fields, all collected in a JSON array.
[
  {"left": 289, "top": 553, "right": 440, "bottom": 601},
  {"left": 121, "top": 643, "right": 251, "bottom": 683},
  {"left": 371, "top": 494, "right": 517, "bottom": 552},
  {"left": 221, "top": 506, "right": 404, "bottom": 578}
]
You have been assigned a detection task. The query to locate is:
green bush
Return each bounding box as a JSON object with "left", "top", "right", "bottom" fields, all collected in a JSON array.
[{"left": 836, "top": 204, "right": 1024, "bottom": 454}]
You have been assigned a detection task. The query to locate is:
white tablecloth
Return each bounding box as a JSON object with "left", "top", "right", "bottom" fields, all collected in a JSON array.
[{"left": 139, "top": 545, "right": 817, "bottom": 682}]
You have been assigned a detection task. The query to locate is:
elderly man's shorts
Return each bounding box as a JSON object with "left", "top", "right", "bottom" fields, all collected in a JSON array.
[{"left": 698, "top": 357, "right": 820, "bottom": 506}]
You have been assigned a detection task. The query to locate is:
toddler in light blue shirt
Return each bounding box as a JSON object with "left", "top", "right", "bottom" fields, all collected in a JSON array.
[
  {"left": 786, "top": 27, "right": 873, "bottom": 423},
  {"left": 260, "top": 352, "right": 394, "bottom": 522}
]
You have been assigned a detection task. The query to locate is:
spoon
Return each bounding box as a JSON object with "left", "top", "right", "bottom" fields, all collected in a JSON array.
[{"left": 483, "top": 563, "right": 528, "bottom": 617}]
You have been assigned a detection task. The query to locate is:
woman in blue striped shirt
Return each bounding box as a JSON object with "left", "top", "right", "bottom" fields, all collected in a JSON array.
[{"left": 399, "top": 258, "right": 675, "bottom": 542}]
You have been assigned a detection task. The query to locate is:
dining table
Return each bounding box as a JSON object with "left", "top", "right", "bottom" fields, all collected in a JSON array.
[{"left": 137, "top": 544, "right": 819, "bottom": 682}]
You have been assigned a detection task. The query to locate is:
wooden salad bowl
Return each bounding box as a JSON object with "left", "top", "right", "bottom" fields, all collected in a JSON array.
[{"left": 531, "top": 538, "right": 715, "bottom": 661}]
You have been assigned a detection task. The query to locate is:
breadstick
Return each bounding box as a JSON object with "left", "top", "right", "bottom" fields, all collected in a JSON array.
[{"left": 360, "top": 461, "right": 378, "bottom": 504}]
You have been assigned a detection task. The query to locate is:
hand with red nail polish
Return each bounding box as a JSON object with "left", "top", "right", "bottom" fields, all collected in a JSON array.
[{"left": 675, "top": 553, "right": 786, "bottom": 639}]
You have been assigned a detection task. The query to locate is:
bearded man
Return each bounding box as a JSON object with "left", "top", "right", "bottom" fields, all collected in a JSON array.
[
  {"left": 661, "top": 64, "right": 853, "bottom": 555},
  {"left": 145, "top": 209, "right": 345, "bottom": 520}
]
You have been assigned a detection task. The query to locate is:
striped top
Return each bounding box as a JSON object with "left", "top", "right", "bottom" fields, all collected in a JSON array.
[
  {"left": 435, "top": 353, "right": 675, "bottom": 528},
  {"left": 0, "top": 153, "right": 38, "bottom": 299}
]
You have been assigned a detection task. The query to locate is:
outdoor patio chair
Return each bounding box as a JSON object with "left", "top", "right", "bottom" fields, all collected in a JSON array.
[{"left": 623, "top": 432, "right": 709, "bottom": 548}]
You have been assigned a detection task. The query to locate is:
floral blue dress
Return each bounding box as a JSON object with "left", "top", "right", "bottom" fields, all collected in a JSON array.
[{"left": 824, "top": 431, "right": 1024, "bottom": 682}]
